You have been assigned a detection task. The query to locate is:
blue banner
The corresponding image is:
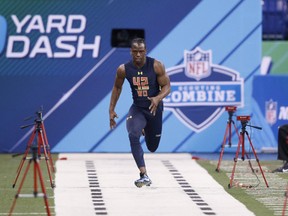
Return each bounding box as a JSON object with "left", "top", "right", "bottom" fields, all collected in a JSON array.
[
  {"left": 252, "top": 75, "right": 288, "bottom": 150},
  {"left": 0, "top": 0, "right": 263, "bottom": 153}
]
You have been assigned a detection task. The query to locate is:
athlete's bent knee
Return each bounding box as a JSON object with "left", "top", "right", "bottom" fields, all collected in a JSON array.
[{"left": 128, "top": 132, "right": 141, "bottom": 143}]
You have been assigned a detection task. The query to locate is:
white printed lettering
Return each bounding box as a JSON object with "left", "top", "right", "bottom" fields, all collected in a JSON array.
[
  {"left": 46, "top": 15, "right": 66, "bottom": 33},
  {"left": 6, "top": 36, "right": 30, "bottom": 58},
  {"left": 11, "top": 15, "right": 31, "bottom": 33}
]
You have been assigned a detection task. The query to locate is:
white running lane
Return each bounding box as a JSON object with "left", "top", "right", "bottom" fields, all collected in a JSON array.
[{"left": 54, "top": 153, "right": 255, "bottom": 216}]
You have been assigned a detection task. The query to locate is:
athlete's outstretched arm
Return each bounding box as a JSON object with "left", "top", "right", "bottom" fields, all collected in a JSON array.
[
  {"left": 109, "top": 64, "right": 125, "bottom": 129},
  {"left": 148, "top": 60, "right": 171, "bottom": 115}
]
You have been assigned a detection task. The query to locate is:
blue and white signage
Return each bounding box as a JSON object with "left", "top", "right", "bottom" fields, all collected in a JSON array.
[{"left": 164, "top": 47, "right": 244, "bottom": 132}]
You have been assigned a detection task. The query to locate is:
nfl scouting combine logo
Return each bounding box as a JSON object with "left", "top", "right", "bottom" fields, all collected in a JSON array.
[{"left": 163, "top": 47, "right": 244, "bottom": 132}]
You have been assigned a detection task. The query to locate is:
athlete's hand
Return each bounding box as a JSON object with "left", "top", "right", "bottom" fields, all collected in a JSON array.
[
  {"left": 109, "top": 110, "right": 118, "bottom": 129},
  {"left": 148, "top": 97, "right": 160, "bottom": 116}
]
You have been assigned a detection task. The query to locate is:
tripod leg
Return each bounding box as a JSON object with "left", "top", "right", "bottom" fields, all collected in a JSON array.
[
  {"left": 216, "top": 123, "right": 230, "bottom": 172},
  {"left": 34, "top": 157, "right": 38, "bottom": 196},
  {"left": 39, "top": 131, "right": 55, "bottom": 188},
  {"left": 229, "top": 133, "right": 242, "bottom": 188},
  {"left": 35, "top": 159, "right": 51, "bottom": 216},
  {"left": 232, "top": 121, "right": 241, "bottom": 140},
  {"left": 9, "top": 160, "right": 32, "bottom": 216},
  {"left": 15, "top": 130, "right": 35, "bottom": 174},
  {"left": 13, "top": 128, "right": 36, "bottom": 188},
  {"left": 241, "top": 133, "right": 245, "bottom": 160},
  {"left": 228, "top": 121, "right": 232, "bottom": 147},
  {"left": 41, "top": 123, "right": 55, "bottom": 173},
  {"left": 246, "top": 133, "right": 269, "bottom": 188}
]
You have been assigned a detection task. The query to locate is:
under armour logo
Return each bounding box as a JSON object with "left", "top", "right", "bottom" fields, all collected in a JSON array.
[
  {"left": 138, "top": 71, "right": 143, "bottom": 75},
  {"left": 126, "top": 115, "right": 132, "bottom": 120}
]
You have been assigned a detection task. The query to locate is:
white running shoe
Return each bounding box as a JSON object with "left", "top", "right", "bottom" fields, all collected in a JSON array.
[
  {"left": 134, "top": 173, "right": 152, "bottom": 188},
  {"left": 272, "top": 161, "right": 288, "bottom": 173}
]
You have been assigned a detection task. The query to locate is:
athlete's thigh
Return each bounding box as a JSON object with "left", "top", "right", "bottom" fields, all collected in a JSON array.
[
  {"left": 144, "top": 108, "right": 163, "bottom": 139},
  {"left": 126, "top": 105, "right": 146, "bottom": 136}
]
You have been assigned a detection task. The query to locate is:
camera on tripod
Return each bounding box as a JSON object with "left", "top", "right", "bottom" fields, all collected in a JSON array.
[
  {"left": 237, "top": 115, "right": 250, "bottom": 123},
  {"left": 236, "top": 115, "right": 262, "bottom": 130},
  {"left": 225, "top": 106, "right": 237, "bottom": 123},
  {"left": 236, "top": 115, "right": 250, "bottom": 121},
  {"left": 21, "top": 108, "right": 44, "bottom": 129},
  {"left": 236, "top": 115, "right": 250, "bottom": 128},
  {"left": 225, "top": 106, "right": 237, "bottom": 112},
  {"left": 227, "top": 114, "right": 268, "bottom": 188}
]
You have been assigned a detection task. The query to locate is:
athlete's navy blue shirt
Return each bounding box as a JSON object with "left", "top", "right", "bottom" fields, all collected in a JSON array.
[{"left": 125, "top": 57, "right": 161, "bottom": 108}]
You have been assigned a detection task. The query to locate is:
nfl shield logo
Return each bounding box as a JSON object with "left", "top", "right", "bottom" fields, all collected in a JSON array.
[
  {"left": 265, "top": 100, "right": 277, "bottom": 125},
  {"left": 184, "top": 47, "right": 212, "bottom": 81},
  {"left": 164, "top": 47, "right": 244, "bottom": 132}
]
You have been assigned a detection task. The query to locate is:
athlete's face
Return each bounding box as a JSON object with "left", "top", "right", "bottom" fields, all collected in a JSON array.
[{"left": 131, "top": 42, "right": 146, "bottom": 67}]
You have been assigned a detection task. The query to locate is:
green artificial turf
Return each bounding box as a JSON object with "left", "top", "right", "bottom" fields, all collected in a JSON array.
[
  {"left": 0, "top": 154, "right": 57, "bottom": 215},
  {"left": 197, "top": 159, "right": 288, "bottom": 216}
]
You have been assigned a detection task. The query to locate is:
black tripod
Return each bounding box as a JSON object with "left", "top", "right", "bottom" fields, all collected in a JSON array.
[
  {"left": 228, "top": 118, "right": 269, "bottom": 188},
  {"left": 12, "top": 110, "right": 55, "bottom": 189},
  {"left": 9, "top": 144, "right": 51, "bottom": 216},
  {"left": 216, "top": 107, "right": 240, "bottom": 172}
]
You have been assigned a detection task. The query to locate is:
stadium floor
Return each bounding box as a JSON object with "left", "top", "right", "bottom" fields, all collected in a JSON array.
[{"left": 54, "top": 153, "right": 256, "bottom": 216}]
